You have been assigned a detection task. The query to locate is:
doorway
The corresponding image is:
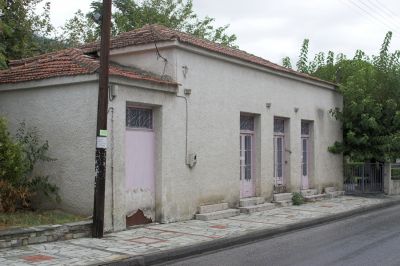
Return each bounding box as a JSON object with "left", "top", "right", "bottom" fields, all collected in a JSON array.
[{"left": 240, "top": 115, "right": 256, "bottom": 198}]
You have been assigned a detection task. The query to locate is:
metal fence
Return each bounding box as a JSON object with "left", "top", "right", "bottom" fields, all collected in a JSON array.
[{"left": 344, "top": 162, "right": 384, "bottom": 194}]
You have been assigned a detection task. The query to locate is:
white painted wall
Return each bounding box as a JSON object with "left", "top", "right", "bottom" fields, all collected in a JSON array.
[
  {"left": 106, "top": 44, "right": 343, "bottom": 231},
  {"left": 0, "top": 43, "right": 343, "bottom": 232},
  {"left": 0, "top": 78, "right": 98, "bottom": 216}
]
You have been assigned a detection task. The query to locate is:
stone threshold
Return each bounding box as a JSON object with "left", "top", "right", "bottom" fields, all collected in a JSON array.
[{"left": 0, "top": 220, "right": 92, "bottom": 249}]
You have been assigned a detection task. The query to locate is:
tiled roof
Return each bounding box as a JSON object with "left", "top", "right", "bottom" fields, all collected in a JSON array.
[
  {"left": 0, "top": 48, "right": 177, "bottom": 86},
  {"left": 81, "top": 24, "right": 336, "bottom": 87}
]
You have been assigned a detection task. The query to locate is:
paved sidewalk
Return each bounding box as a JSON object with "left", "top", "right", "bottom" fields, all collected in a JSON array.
[{"left": 0, "top": 196, "right": 399, "bottom": 266}]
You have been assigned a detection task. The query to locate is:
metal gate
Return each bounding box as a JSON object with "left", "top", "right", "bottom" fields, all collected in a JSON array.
[{"left": 344, "top": 163, "right": 384, "bottom": 194}]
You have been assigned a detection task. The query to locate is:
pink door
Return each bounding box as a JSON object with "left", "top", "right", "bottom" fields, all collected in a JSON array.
[
  {"left": 125, "top": 107, "right": 155, "bottom": 224},
  {"left": 273, "top": 135, "right": 284, "bottom": 185},
  {"left": 301, "top": 137, "right": 309, "bottom": 189},
  {"left": 301, "top": 121, "right": 310, "bottom": 189},
  {"left": 240, "top": 115, "right": 256, "bottom": 198},
  {"left": 240, "top": 134, "right": 255, "bottom": 198}
]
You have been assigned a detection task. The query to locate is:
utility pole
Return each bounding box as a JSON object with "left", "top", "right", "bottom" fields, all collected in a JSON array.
[{"left": 93, "top": 0, "right": 112, "bottom": 238}]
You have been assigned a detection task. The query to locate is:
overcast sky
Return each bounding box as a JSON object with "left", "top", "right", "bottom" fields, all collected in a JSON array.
[{"left": 45, "top": 0, "right": 400, "bottom": 65}]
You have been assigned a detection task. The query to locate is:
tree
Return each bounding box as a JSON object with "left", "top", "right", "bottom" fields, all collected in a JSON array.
[
  {"left": 61, "top": 0, "right": 237, "bottom": 47},
  {"left": 0, "top": 0, "right": 63, "bottom": 68},
  {"left": 283, "top": 32, "right": 400, "bottom": 162}
]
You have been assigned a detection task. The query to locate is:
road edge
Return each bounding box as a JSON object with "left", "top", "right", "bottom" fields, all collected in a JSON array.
[{"left": 101, "top": 197, "right": 400, "bottom": 266}]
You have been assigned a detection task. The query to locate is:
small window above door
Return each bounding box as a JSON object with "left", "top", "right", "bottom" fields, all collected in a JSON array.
[
  {"left": 240, "top": 116, "right": 254, "bottom": 131},
  {"left": 126, "top": 106, "right": 153, "bottom": 129},
  {"left": 274, "top": 118, "right": 285, "bottom": 133},
  {"left": 301, "top": 121, "right": 310, "bottom": 136}
]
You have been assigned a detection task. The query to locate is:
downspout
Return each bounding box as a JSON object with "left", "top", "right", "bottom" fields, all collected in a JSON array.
[{"left": 175, "top": 94, "right": 188, "bottom": 165}]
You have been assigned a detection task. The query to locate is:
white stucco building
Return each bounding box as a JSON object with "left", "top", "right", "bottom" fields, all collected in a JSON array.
[{"left": 0, "top": 24, "right": 343, "bottom": 232}]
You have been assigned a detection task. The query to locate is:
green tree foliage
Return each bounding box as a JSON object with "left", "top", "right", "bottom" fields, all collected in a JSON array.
[
  {"left": 61, "top": 0, "right": 237, "bottom": 47},
  {"left": 283, "top": 32, "right": 400, "bottom": 162},
  {"left": 0, "top": 118, "right": 60, "bottom": 212},
  {"left": 0, "top": 0, "right": 63, "bottom": 68}
]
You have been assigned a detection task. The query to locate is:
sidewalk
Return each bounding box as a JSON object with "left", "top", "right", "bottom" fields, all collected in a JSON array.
[{"left": 1, "top": 195, "right": 399, "bottom": 266}]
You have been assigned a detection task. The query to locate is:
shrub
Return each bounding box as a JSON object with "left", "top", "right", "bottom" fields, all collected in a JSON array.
[
  {"left": 0, "top": 118, "right": 60, "bottom": 212},
  {"left": 292, "top": 192, "right": 305, "bottom": 205},
  {"left": 0, "top": 118, "right": 26, "bottom": 183}
]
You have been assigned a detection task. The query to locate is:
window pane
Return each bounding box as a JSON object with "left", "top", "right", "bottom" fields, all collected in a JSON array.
[
  {"left": 274, "top": 119, "right": 284, "bottom": 133},
  {"left": 301, "top": 121, "right": 310, "bottom": 135},
  {"left": 240, "top": 116, "right": 254, "bottom": 131},
  {"left": 126, "top": 107, "right": 153, "bottom": 129}
]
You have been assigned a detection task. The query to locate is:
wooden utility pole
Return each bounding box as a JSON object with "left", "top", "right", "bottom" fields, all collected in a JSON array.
[{"left": 92, "top": 0, "right": 112, "bottom": 238}]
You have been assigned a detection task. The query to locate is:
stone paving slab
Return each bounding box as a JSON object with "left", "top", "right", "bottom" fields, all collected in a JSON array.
[{"left": 0, "top": 196, "right": 397, "bottom": 265}]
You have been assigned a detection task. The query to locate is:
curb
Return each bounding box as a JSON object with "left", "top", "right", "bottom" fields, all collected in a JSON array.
[{"left": 100, "top": 198, "right": 400, "bottom": 266}]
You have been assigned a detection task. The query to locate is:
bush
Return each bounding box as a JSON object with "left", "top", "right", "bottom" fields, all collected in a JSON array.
[
  {"left": 0, "top": 118, "right": 26, "bottom": 183},
  {"left": 0, "top": 118, "right": 60, "bottom": 212},
  {"left": 292, "top": 192, "right": 305, "bottom": 205}
]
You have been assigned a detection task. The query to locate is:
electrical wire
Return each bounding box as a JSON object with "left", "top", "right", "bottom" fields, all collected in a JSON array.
[
  {"left": 339, "top": 0, "right": 397, "bottom": 33},
  {"left": 149, "top": 25, "right": 168, "bottom": 78},
  {"left": 356, "top": 0, "right": 400, "bottom": 32}
]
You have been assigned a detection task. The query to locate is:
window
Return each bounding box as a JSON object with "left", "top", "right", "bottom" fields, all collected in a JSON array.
[
  {"left": 126, "top": 106, "right": 153, "bottom": 129},
  {"left": 301, "top": 121, "right": 310, "bottom": 135},
  {"left": 240, "top": 116, "right": 254, "bottom": 131},
  {"left": 274, "top": 118, "right": 284, "bottom": 133}
]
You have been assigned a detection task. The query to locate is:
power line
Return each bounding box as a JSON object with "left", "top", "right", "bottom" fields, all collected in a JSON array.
[
  {"left": 371, "top": 0, "right": 400, "bottom": 23},
  {"left": 342, "top": 0, "right": 397, "bottom": 33},
  {"left": 359, "top": 0, "right": 400, "bottom": 32}
]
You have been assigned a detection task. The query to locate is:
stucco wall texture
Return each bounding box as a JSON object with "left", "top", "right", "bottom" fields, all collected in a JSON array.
[
  {"left": 104, "top": 45, "right": 343, "bottom": 231},
  {"left": 0, "top": 44, "right": 343, "bottom": 233},
  {"left": 0, "top": 81, "right": 98, "bottom": 216}
]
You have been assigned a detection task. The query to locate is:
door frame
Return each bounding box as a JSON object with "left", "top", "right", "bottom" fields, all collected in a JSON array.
[
  {"left": 125, "top": 105, "right": 156, "bottom": 226},
  {"left": 240, "top": 114, "right": 256, "bottom": 198},
  {"left": 273, "top": 132, "right": 285, "bottom": 186}
]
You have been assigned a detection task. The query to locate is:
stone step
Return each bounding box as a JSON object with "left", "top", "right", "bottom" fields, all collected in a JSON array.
[
  {"left": 300, "top": 189, "right": 318, "bottom": 196},
  {"left": 239, "top": 203, "right": 275, "bottom": 214},
  {"left": 195, "top": 209, "right": 240, "bottom": 221},
  {"left": 324, "top": 187, "right": 336, "bottom": 193},
  {"left": 304, "top": 194, "right": 326, "bottom": 202},
  {"left": 274, "top": 200, "right": 293, "bottom": 207},
  {"left": 326, "top": 190, "right": 345, "bottom": 198},
  {"left": 273, "top": 193, "right": 292, "bottom": 202},
  {"left": 239, "top": 197, "right": 265, "bottom": 207},
  {"left": 197, "top": 203, "right": 228, "bottom": 214}
]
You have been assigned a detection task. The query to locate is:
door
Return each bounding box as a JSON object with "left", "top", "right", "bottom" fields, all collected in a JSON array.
[
  {"left": 125, "top": 106, "right": 155, "bottom": 225},
  {"left": 240, "top": 134, "right": 255, "bottom": 198},
  {"left": 274, "top": 135, "right": 284, "bottom": 185},
  {"left": 301, "top": 137, "right": 309, "bottom": 189}
]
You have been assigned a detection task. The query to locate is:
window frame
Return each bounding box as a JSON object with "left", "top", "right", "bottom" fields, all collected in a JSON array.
[{"left": 126, "top": 105, "right": 154, "bottom": 131}]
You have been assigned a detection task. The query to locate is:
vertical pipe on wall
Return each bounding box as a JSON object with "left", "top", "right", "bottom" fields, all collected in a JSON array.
[{"left": 176, "top": 94, "right": 188, "bottom": 165}]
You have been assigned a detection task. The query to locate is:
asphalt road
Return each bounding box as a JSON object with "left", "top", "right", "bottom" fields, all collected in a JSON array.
[{"left": 162, "top": 204, "right": 400, "bottom": 266}]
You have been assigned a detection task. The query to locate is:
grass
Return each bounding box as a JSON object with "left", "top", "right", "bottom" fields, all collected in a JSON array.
[{"left": 0, "top": 210, "right": 86, "bottom": 229}]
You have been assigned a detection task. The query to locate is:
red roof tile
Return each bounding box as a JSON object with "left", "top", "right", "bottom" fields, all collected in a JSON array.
[
  {"left": 81, "top": 24, "right": 336, "bottom": 87},
  {"left": 0, "top": 48, "right": 177, "bottom": 86}
]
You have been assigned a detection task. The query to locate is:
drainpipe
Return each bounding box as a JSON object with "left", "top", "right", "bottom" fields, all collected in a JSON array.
[{"left": 175, "top": 94, "right": 188, "bottom": 165}]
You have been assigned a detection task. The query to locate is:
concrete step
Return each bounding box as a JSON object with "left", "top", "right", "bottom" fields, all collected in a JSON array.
[
  {"left": 326, "top": 191, "right": 345, "bottom": 198},
  {"left": 273, "top": 193, "right": 292, "bottom": 202},
  {"left": 304, "top": 194, "right": 326, "bottom": 202},
  {"left": 239, "top": 197, "right": 265, "bottom": 207},
  {"left": 195, "top": 209, "right": 240, "bottom": 221},
  {"left": 239, "top": 203, "right": 275, "bottom": 214},
  {"left": 197, "top": 203, "right": 228, "bottom": 214},
  {"left": 300, "top": 189, "right": 318, "bottom": 197},
  {"left": 274, "top": 200, "right": 293, "bottom": 207},
  {"left": 324, "top": 187, "right": 336, "bottom": 193}
]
